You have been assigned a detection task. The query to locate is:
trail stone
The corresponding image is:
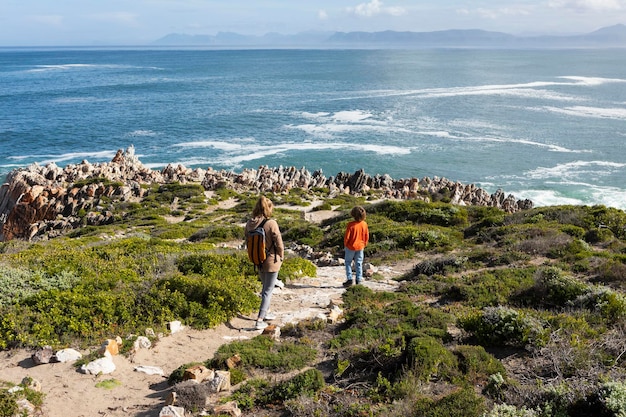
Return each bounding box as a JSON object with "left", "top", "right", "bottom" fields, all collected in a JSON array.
[
  {"left": 54, "top": 348, "right": 83, "bottom": 363},
  {"left": 80, "top": 354, "right": 116, "bottom": 375},
  {"left": 31, "top": 346, "right": 54, "bottom": 365}
]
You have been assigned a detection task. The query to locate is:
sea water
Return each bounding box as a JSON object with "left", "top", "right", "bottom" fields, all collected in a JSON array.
[{"left": 0, "top": 47, "right": 625, "bottom": 209}]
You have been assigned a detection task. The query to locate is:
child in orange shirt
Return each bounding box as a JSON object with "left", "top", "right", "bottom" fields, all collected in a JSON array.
[{"left": 343, "top": 206, "right": 369, "bottom": 287}]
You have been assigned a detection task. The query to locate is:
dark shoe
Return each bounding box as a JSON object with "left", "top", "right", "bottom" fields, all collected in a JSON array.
[{"left": 342, "top": 280, "right": 353, "bottom": 288}]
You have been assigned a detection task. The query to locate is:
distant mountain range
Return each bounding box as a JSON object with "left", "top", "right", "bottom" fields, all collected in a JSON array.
[{"left": 153, "top": 24, "right": 626, "bottom": 48}]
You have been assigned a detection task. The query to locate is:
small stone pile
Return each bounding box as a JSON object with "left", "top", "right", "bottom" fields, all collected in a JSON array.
[{"left": 0, "top": 146, "right": 533, "bottom": 242}]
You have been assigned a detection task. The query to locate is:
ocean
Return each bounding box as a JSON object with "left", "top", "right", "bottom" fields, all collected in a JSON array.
[{"left": 1, "top": 47, "right": 625, "bottom": 210}]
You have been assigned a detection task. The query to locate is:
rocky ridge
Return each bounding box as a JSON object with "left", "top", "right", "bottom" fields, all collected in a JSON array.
[{"left": 0, "top": 146, "right": 533, "bottom": 242}]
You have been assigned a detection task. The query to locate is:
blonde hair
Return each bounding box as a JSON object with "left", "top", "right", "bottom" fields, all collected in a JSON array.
[
  {"left": 350, "top": 206, "right": 366, "bottom": 221},
  {"left": 252, "top": 195, "right": 274, "bottom": 218}
]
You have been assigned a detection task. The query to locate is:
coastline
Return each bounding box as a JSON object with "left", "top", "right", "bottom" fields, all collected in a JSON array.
[{"left": 0, "top": 147, "right": 533, "bottom": 242}]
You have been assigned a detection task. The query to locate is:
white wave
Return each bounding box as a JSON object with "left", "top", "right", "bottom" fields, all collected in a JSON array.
[
  {"left": 170, "top": 140, "right": 411, "bottom": 169},
  {"left": 287, "top": 122, "right": 411, "bottom": 138},
  {"left": 26, "top": 63, "right": 161, "bottom": 73},
  {"left": 468, "top": 136, "right": 589, "bottom": 153},
  {"left": 525, "top": 160, "right": 626, "bottom": 180},
  {"left": 513, "top": 189, "right": 586, "bottom": 207},
  {"left": 515, "top": 185, "right": 626, "bottom": 211},
  {"left": 300, "top": 111, "right": 330, "bottom": 119},
  {"left": 126, "top": 130, "right": 160, "bottom": 137},
  {"left": 6, "top": 150, "right": 119, "bottom": 166},
  {"left": 539, "top": 106, "right": 626, "bottom": 120},
  {"left": 174, "top": 139, "right": 254, "bottom": 151},
  {"left": 331, "top": 110, "right": 373, "bottom": 122},
  {"left": 558, "top": 76, "right": 626, "bottom": 86},
  {"left": 333, "top": 76, "right": 626, "bottom": 103}
]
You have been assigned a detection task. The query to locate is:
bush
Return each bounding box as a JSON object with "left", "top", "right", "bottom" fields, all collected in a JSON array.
[
  {"left": 267, "top": 369, "right": 325, "bottom": 402},
  {"left": 406, "top": 336, "right": 458, "bottom": 382},
  {"left": 279, "top": 257, "right": 317, "bottom": 281},
  {"left": 413, "top": 386, "right": 486, "bottom": 417},
  {"left": 454, "top": 345, "right": 506, "bottom": 384},
  {"left": 459, "top": 306, "right": 547, "bottom": 348},
  {"left": 482, "top": 403, "right": 537, "bottom": 417},
  {"left": 209, "top": 336, "right": 317, "bottom": 373},
  {"left": 532, "top": 267, "right": 587, "bottom": 308}
]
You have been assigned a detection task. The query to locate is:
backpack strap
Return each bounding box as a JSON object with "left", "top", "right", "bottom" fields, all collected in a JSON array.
[{"left": 262, "top": 218, "right": 278, "bottom": 263}]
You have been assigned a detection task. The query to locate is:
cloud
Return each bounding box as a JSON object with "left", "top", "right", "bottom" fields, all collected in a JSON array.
[
  {"left": 456, "top": 7, "right": 532, "bottom": 20},
  {"left": 548, "top": 0, "right": 624, "bottom": 11},
  {"left": 318, "top": 9, "right": 329, "bottom": 20},
  {"left": 346, "top": 0, "right": 406, "bottom": 18}
]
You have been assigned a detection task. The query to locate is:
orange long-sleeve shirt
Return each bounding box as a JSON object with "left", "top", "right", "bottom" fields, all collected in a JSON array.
[{"left": 344, "top": 220, "right": 369, "bottom": 251}]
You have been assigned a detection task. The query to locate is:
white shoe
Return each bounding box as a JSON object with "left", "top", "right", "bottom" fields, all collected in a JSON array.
[
  {"left": 264, "top": 312, "right": 277, "bottom": 320},
  {"left": 255, "top": 320, "right": 268, "bottom": 330},
  {"left": 275, "top": 279, "right": 285, "bottom": 288}
]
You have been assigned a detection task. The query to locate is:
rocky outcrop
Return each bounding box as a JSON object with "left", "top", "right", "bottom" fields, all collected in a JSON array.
[
  {"left": 199, "top": 165, "right": 533, "bottom": 211},
  {"left": 0, "top": 146, "right": 533, "bottom": 242}
]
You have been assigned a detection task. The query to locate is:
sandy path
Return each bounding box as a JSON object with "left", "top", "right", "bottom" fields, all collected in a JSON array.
[{"left": 0, "top": 264, "right": 408, "bottom": 417}]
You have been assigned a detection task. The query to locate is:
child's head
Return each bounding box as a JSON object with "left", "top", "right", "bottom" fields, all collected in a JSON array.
[{"left": 350, "top": 206, "right": 366, "bottom": 221}]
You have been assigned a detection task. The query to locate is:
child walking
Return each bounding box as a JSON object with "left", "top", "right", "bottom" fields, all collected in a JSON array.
[{"left": 343, "top": 206, "right": 369, "bottom": 287}]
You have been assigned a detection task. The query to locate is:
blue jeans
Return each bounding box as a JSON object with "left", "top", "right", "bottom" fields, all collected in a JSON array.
[
  {"left": 344, "top": 248, "right": 364, "bottom": 283},
  {"left": 258, "top": 271, "right": 278, "bottom": 320}
]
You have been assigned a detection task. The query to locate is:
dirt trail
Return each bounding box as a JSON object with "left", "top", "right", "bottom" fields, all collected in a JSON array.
[{"left": 0, "top": 264, "right": 410, "bottom": 417}]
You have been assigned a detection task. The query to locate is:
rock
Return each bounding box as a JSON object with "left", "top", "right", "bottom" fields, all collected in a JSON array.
[
  {"left": 133, "top": 336, "right": 152, "bottom": 350},
  {"left": 182, "top": 365, "right": 214, "bottom": 383},
  {"left": 168, "top": 320, "right": 183, "bottom": 334},
  {"left": 212, "top": 401, "right": 242, "bottom": 417},
  {"left": 80, "top": 354, "right": 116, "bottom": 375},
  {"left": 31, "top": 346, "right": 54, "bottom": 365},
  {"left": 208, "top": 370, "right": 231, "bottom": 393},
  {"left": 16, "top": 399, "right": 36, "bottom": 416},
  {"left": 20, "top": 377, "right": 42, "bottom": 392},
  {"left": 134, "top": 365, "right": 164, "bottom": 376},
  {"left": 261, "top": 324, "right": 281, "bottom": 341},
  {"left": 159, "top": 405, "right": 186, "bottom": 417},
  {"left": 98, "top": 339, "right": 119, "bottom": 356},
  {"left": 328, "top": 306, "right": 344, "bottom": 324},
  {"left": 171, "top": 380, "right": 210, "bottom": 412},
  {"left": 226, "top": 354, "right": 241, "bottom": 369},
  {"left": 0, "top": 149, "right": 533, "bottom": 242}
]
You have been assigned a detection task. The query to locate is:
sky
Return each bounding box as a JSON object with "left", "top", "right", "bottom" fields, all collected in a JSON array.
[{"left": 1, "top": 0, "right": 626, "bottom": 46}]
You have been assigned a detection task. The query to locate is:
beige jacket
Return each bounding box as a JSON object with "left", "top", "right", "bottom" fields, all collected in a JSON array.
[{"left": 245, "top": 217, "right": 284, "bottom": 273}]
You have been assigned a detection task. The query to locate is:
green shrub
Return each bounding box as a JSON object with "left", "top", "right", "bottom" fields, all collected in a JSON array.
[
  {"left": 454, "top": 345, "right": 506, "bottom": 384},
  {"left": 266, "top": 369, "right": 325, "bottom": 402},
  {"left": 459, "top": 306, "right": 546, "bottom": 348},
  {"left": 188, "top": 225, "right": 244, "bottom": 243},
  {"left": 279, "top": 257, "right": 317, "bottom": 281},
  {"left": 281, "top": 222, "right": 324, "bottom": 246},
  {"left": 406, "top": 336, "right": 458, "bottom": 382},
  {"left": 444, "top": 268, "right": 536, "bottom": 308},
  {"left": 482, "top": 403, "right": 537, "bottom": 417},
  {"left": 369, "top": 200, "right": 469, "bottom": 228},
  {"left": 594, "top": 381, "right": 626, "bottom": 417},
  {"left": 0, "top": 390, "right": 18, "bottom": 417},
  {"left": 411, "top": 255, "right": 468, "bottom": 277},
  {"left": 532, "top": 267, "right": 587, "bottom": 308},
  {"left": 413, "top": 386, "right": 486, "bottom": 417},
  {"left": 209, "top": 336, "right": 317, "bottom": 372}
]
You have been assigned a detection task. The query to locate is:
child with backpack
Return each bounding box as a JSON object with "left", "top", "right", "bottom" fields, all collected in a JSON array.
[
  {"left": 245, "top": 196, "right": 284, "bottom": 330},
  {"left": 343, "top": 206, "right": 369, "bottom": 287}
]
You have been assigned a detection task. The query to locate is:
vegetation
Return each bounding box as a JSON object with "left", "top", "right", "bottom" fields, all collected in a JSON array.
[{"left": 1, "top": 179, "right": 626, "bottom": 416}]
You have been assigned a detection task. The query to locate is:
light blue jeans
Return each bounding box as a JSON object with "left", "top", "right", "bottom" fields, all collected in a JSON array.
[
  {"left": 344, "top": 248, "right": 364, "bottom": 283},
  {"left": 258, "top": 271, "right": 278, "bottom": 320}
]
